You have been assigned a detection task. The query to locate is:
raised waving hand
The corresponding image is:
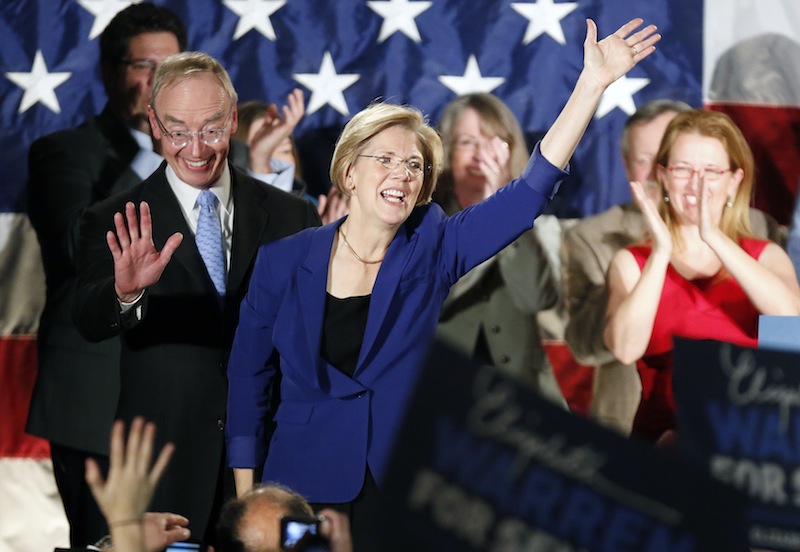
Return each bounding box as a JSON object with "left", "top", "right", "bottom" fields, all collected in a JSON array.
[
  {"left": 107, "top": 201, "right": 183, "bottom": 303},
  {"left": 541, "top": 18, "right": 661, "bottom": 170},
  {"left": 86, "top": 418, "right": 184, "bottom": 552},
  {"left": 583, "top": 18, "right": 660, "bottom": 88}
]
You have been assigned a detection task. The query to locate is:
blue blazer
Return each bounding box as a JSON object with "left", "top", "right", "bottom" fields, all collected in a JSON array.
[{"left": 226, "top": 146, "right": 566, "bottom": 503}]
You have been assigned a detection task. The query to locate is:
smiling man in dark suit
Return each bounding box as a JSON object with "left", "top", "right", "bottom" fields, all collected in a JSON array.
[
  {"left": 73, "top": 51, "right": 320, "bottom": 546},
  {"left": 25, "top": 4, "right": 187, "bottom": 546}
]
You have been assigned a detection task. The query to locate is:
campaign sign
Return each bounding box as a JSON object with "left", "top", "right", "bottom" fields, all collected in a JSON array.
[
  {"left": 674, "top": 338, "right": 800, "bottom": 551},
  {"left": 759, "top": 315, "right": 800, "bottom": 353},
  {"left": 371, "top": 342, "right": 747, "bottom": 552}
]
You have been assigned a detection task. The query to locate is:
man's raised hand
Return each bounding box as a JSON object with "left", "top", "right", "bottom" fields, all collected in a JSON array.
[{"left": 107, "top": 201, "right": 183, "bottom": 302}]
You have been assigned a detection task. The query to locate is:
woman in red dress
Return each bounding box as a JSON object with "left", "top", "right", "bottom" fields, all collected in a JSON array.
[{"left": 603, "top": 109, "right": 800, "bottom": 444}]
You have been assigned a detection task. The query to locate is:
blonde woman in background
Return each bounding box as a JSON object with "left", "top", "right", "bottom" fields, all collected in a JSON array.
[{"left": 604, "top": 109, "right": 800, "bottom": 445}]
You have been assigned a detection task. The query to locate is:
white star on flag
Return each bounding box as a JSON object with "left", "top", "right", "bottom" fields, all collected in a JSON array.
[
  {"left": 6, "top": 50, "right": 72, "bottom": 114},
  {"left": 223, "top": 0, "right": 287, "bottom": 40},
  {"left": 78, "top": 0, "right": 139, "bottom": 40},
  {"left": 511, "top": 0, "right": 579, "bottom": 45},
  {"left": 595, "top": 75, "right": 650, "bottom": 119},
  {"left": 367, "top": 0, "right": 432, "bottom": 43},
  {"left": 294, "top": 52, "right": 360, "bottom": 116},
  {"left": 438, "top": 55, "right": 505, "bottom": 96}
]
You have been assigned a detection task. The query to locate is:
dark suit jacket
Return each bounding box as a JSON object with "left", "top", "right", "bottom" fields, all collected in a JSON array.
[
  {"left": 26, "top": 105, "right": 141, "bottom": 454},
  {"left": 73, "top": 162, "right": 320, "bottom": 540},
  {"left": 226, "top": 146, "right": 566, "bottom": 503}
]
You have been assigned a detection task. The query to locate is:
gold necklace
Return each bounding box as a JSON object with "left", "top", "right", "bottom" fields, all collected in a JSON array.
[{"left": 338, "top": 226, "right": 384, "bottom": 264}]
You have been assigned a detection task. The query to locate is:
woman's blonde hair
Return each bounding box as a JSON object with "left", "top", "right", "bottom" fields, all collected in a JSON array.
[
  {"left": 655, "top": 109, "right": 754, "bottom": 249},
  {"left": 329, "top": 102, "right": 443, "bottom": 205}
]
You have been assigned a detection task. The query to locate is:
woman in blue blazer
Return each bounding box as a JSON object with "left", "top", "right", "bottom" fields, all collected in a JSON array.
[{"left": 226, "top": 17, "right": 660, "bottom": 542}]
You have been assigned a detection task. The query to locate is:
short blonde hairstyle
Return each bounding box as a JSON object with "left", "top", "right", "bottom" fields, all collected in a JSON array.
[
  {"left": 329, "top": 102, "right": 443, "bottom": 205},
  {"left": 655, "top": 109, "right": 755, "bottom": 249},
  {"left": 151, "top": 51, "right": 238, "bottom": 112}
]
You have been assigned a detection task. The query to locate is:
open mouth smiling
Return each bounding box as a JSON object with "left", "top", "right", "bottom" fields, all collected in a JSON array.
[
  {"left": 186, "top": 159, "right": 210, "bottom": 168},
  {"left": 381, "top": 189, "right": 406, "bottom": 204}
]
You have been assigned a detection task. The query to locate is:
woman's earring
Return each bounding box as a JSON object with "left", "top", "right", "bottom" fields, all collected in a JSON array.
[
  {"left": 663, "top": 195, "right": 670, "bottom": 203},
  {"left": 726, "top": 198, "right": 733, "bottom": 208}
]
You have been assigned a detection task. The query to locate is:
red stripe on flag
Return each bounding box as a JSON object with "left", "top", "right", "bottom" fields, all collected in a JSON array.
[
  {"left": 706, "top": 103, "right": 800, "bottom": 225},
  {"left": 0, "top": 337, "right": 49, "bottom": 459}
]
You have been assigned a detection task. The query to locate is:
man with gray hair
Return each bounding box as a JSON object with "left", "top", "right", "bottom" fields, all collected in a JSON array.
[{"left": 73, "top": 51, "right": 320, "bottom": 544}]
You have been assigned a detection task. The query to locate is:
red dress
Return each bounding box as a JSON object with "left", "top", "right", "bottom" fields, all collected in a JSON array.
[{"left": 628, "top": 238, "right": 766, "bottom": 442}]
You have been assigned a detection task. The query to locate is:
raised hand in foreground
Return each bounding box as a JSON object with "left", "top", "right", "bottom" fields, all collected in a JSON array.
[{"left": 86, "top": 417, "right": 188, "bottom": 552}]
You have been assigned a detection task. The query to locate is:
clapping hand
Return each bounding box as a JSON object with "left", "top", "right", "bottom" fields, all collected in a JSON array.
[
  {"left": 108, "top": 201, "right": 183, "bottom": 303},
  {"left": 630, "top": 179, "right": 671, "bottom": 257},
  {"left": 478, "top": 136, "right": 511, "bottom": 199},
  {"left": 697, "top": 175, "right": 728, "bottom": 247},
  {"left": 248, "top": 88, "right": 305, "bottom": 173}
]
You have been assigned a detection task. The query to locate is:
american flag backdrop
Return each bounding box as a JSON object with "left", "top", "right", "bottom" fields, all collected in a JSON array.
[{"left": 0, "top": 1, "right": 798, "bottom": 550}]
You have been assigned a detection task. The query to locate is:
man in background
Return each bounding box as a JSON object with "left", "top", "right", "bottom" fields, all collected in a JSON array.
[{"left": 25, "top": 4, "right": 186, "bottom": 545}]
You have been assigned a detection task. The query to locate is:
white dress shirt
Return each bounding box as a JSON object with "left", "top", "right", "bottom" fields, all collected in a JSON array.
[{"left": 165, "top": 163, "right": 234, "bottom": 269}]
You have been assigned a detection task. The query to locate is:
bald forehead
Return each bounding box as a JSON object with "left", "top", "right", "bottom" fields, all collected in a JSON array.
[{"left": 240, "top": 497, "right": 288, "bottom": 552}]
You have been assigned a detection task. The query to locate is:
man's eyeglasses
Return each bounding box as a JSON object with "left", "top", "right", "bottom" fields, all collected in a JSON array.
[
  {"left": 666, "top": 164, "right": 732, "bottom": 181},
  {"left": 152, "top": 110, "right": 232, "bottom": 148},
  {"left": 120, "top": 58, "right": 159, "bottom": 73},
  {"left": 358, "top": 155, "right": 431, "bottom": 178}
]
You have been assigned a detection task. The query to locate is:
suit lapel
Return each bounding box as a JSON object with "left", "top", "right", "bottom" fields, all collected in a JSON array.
[
  {"left": 109, "top": 168, "right": 143, "bottom": 198},
  {"left": 297, "top": 225, "right": 334, "bottom": 366},
  {"left": 96, "top": 106, "right": 142, "bottom": 198},
  {"left": 296, "top": 224, "right": 371, "bottom": 396},
  {"left": 228, "top": 167, "right": 270, "bottom": 296},
  {"left": 355, "top": 224, "right": 418, "bottom": 375}
]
